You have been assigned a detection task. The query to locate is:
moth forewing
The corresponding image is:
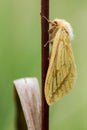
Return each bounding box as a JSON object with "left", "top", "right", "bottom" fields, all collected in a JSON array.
[
  {"left": 45, "top": 29, "right": 63, "bottom": 105},
  {"left": 44, "top": 19, "right": 76, "bottom": 105}
]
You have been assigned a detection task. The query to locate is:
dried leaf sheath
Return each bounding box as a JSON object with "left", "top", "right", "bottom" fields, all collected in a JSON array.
[{"left": 45, "top": 27, "right": 76, "bottom": 105}]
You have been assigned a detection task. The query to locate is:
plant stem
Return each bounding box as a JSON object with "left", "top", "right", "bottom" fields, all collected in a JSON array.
[{"left": 41, "top": 0, "right": 49, "bottom": 130}]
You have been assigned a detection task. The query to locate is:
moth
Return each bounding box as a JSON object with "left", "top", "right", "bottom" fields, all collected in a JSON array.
[{"left": 44, "top": 17, "right": 76, "bottom": 105}]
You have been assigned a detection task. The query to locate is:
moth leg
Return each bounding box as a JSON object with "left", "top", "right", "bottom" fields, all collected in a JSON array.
[
  {"left": 47, "top": 51, "right": 51, "bottom": 61},
  {"left": 44, "top": 40, "right": 50, "bottom": 47}
]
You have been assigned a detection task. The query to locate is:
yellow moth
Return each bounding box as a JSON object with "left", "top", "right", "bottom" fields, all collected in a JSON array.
[{"left": 44, "top": 17, "right": 76, "bottom": 105}]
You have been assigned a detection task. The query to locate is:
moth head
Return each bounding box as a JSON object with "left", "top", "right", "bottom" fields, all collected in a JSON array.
[
  {"left": 51, "top": 19, "right": 74, "bottom": 40},
  {"left": 41, "top": 16, "right": 74, "bottom": 41}
]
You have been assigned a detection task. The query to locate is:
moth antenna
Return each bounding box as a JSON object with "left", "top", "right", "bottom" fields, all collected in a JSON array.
[
  {"left": 40, "top": 13, "right": 52, "bottom": 24},
  {"left": 42, "top": 16, "right": 52, "bottom": 23}
]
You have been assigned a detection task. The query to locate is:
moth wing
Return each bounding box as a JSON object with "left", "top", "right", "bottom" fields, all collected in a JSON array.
[{"left": 45, "top": 29, "right": 76, "bottom": 105}]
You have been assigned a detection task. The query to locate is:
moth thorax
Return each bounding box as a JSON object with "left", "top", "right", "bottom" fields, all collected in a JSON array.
[{"left": 52, "top": 19, "right": 74, "bottom": 40}]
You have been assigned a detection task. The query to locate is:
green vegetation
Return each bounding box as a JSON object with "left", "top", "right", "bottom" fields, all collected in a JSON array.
[{"left": 0, "top": 0, "right": 87, "bottom": 130}]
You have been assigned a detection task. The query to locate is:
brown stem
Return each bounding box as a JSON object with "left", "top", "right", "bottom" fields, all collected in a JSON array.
[{"left": 41, "top": 0, "right": 49, "bottom": 130}]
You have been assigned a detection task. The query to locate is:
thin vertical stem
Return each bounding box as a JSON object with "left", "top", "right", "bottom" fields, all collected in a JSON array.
[{"left": 41, "top": 0, "right": 49, "bottom": 130}]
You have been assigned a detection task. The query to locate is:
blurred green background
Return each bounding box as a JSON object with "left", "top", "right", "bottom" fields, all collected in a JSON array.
[{"left": 0, "top": 0, "right": 87, "bottom": 130}]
